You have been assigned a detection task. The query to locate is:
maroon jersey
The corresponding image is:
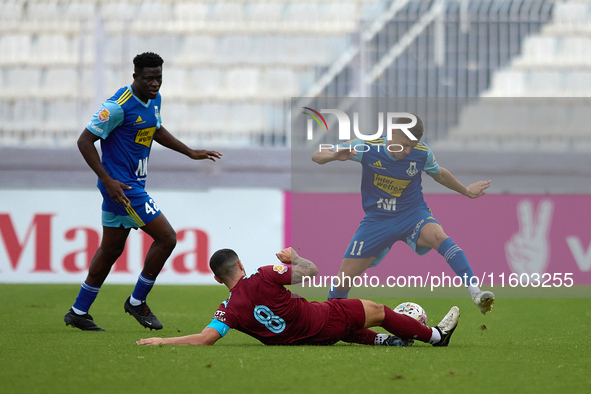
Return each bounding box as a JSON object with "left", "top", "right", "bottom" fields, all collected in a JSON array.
[{"left": 208, "top": 265, "right": 330, "bottom": 345}]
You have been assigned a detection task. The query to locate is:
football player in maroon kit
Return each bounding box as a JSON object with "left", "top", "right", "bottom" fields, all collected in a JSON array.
[{"left": 137, "top": 248, "right": 459, "bottom": 347}]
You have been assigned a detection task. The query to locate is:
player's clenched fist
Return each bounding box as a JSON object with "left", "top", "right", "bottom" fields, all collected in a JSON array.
[{"left": 276, "top": 247, "right": 298, "bottom": 264}]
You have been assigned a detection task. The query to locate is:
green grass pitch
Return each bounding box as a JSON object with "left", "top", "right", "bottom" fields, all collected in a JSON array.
[{"left": 1, "top": 284, "right": 590, "bottom": 394}]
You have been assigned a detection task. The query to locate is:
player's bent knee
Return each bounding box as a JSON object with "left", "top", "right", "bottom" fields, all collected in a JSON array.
[
  {"left": 360, "top": 300, "right": 386, "bottom": 328},
  {"left": 160, "top": 230, "right": 177, "bottom": 252},
  {"left": 435, "top": 232, "right": 449, "bottom": 244}
]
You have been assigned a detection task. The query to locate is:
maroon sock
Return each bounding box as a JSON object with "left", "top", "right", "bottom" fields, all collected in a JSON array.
[
  {"left": 381, "top": 305, "right": 432, "bottom": 342},
  {"left": 342, "top": 329, "right": 379, "bottom": 345}
]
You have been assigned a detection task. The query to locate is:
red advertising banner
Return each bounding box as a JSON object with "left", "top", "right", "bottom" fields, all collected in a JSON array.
[{"left": 0, "top": 189, "right": 284, "bottom": 284}]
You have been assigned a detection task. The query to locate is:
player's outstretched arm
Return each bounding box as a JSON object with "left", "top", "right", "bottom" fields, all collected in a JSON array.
[
  {"left": 312, "top": 146, "right": 357, "bottom": 164},
  {"left": 136, "top": 327, "right": 221, "bottom": 346},
  {"left": 276, "top": 247, "right": 319, "bottom": 284},
  {"left": 430, "top": 167, "right": 491, "bottom": 199},
  {"left": 78, "top": 128, "right": 131, "bottom": 205},
  {"left": 154, "top": 125, "right": 222, "bottom": 162}
]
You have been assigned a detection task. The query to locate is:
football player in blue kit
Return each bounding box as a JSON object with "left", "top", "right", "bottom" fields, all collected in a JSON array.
[
  {"left": 64, "top": 52, "right": 222, "bottom": 331},
  {"left": 312, "top": 114, "right": 495, "bottom": 314}
]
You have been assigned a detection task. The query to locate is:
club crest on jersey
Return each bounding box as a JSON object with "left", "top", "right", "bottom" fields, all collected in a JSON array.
[
  {"left": 98, "top": 108, "right": 110, "bottom": 122},
  {"left": 273, "top": 265, "right": 288, "bottom": 274},
  {"left": 154, "top": 105, "right": 159, "bottom": 119},
  {"left": 406, "top": 161, "right": 418, "bottom": 176}
]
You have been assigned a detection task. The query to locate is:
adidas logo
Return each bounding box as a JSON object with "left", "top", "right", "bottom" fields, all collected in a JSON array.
[
  {"left": 370, "top": 160, "right": 386, "bottom": 169},
  {"left": 135, "top": 116, "right": 143, "bottom": 124}
]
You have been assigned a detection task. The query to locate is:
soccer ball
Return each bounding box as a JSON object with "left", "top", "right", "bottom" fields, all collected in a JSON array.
[{"left": 393, "top": 302, "right": 427, "bottom": 325}]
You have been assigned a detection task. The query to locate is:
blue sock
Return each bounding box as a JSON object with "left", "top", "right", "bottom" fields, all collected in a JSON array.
[
  {"left": 72, "top": 282, "right": 101, "bottom": 314},
  {"left": 131, "top": 274, "right": 155, "bottom": 304},
  {"left": 328, "top": 286, "right": 350, "bottom": 300},
  {"left": 437, "top": 238, "right": 475, "bottom": 286}
]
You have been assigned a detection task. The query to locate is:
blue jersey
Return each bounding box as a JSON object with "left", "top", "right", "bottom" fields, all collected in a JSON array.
[
  {"left": 87, "top": 85, "right": 162, "bottom": 195},
  {"left": 338, "top": 137, "right": 440, "bottom": 215}
]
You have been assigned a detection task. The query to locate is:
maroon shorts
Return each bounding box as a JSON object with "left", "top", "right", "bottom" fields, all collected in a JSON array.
[{"left": 302, "top": 299, "right": 366, "bottom": 345}]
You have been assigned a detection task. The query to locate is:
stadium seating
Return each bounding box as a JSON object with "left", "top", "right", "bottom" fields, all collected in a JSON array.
[
  {"left": 0, "top": 0, "right": 374, "bottom": 147},
  {"left": 440, "top": 0, "right": 591, "bottom": 151},
  {"left": 3, "top": 0, "right": 590, "bottom": 149}
]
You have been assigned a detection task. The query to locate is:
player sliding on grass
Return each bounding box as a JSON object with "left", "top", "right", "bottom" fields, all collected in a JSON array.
[
  {"left": 311, "top": 114, "right": 494, "bottom": 315},
  {"left": 137, "top": 248, "right": 460, "bottom": 347},
  {"left": 64, "top": 52, "right": 222, "bottom": 332}
]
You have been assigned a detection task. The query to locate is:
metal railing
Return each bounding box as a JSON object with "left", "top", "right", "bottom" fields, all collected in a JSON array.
[{"left": 299, "top": 0, "right": 557, "bottom": 148}]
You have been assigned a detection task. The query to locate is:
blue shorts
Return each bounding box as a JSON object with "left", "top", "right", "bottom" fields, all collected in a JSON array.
[
  {"left": 100, "top": 189, "right": 161, "bottom": 229},
  {"left": 344, "top": 206, "right": 440, "bottom": 267}
]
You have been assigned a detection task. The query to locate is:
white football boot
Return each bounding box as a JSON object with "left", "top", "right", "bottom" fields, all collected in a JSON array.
[
  {"left": 472, "top": 290, "right": 495, "bottom": 315},
  {"left": 432, "top": 306, "right": 460, "bottom": 347}
]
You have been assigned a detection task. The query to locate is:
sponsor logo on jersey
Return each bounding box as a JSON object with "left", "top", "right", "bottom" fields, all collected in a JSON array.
[
  {"left": 410, "top": 219, "right": 425, "bottom": 240},
  {"left": 370, "top": 160, "right": 387, "bottom": 170},
  {"left": 135, "top": 157, "right": 148, "bottom": 178},
  {"left": 373, "top": 174, "right": 411, "bottom": 197},
  {"left": 98, "top": 108, "right": 110, "bottom": 122},
  {"left": 89, "top": 123, "right": 103, "bottom": 134},
  {"left": 406, "top": 161, "right": 419, "bottom": 176},
  {"left": 273, "top": 265, "right": 288, "bottom": 274},
  {"left": 214, "top": 310, "right": 226, "bottom": 322},
  {"left": 134, "top": 115, "right": 145, "bottom": 125},
  {"left": 135, "top": 127, "right": 156, "bottom": 147},
  {"left": 377, "top": 197, "right": 397, "bottom": 211}
]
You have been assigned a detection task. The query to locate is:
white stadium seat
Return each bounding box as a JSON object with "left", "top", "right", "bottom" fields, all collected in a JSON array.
[
  {"left": 64, "top": 2, "right": 97, "bottom": 21},
  {"left": 31, "top": 34, "right": 77, "bottom": 66},
  {"left": 158, "top": 67, "right": 187, "bottom": 99},
  {"left": 287, "top": 3, "right": 320, "bottom": 22},
  {"left": 249, "top": 3, "right": 283, "bottom": 21},
  {"left": 228, "top": 104, "right": 264, "bottom": 133},
  {"left": 187, "top": 68, "right": 222, "bottom": 98},
  {"left": 190, "top": 104, "right": 229, "bottom": 131},
  {"left": 565, "top": 71, "right": 591, "bottom": 96},
  {"left": 0, "top": 0, "right": 24, "bottom": 21},
  {"left": 324, "top": 2, "right": 358, "bottom": 22},
  {"left": 41, "top": 68, "right": 78, "bottom": 98},
  {"left": 137, "top": 1, "right": 173, "bottom": 21},
  {"left": 552, "top": 2, "right": 591, "bottom": 24},
  {"left": 100, "top": 2, "right": 136, "bottom": 21},
  {"left": 159, "top": 102, "right": 189, "bottom": 132},
  {"left": 173, "top": 2, "right": 209, "bottom": 21},
  {"left": 4, "top": 69, "right": 42, "bottom": 99},
  {"left": 0, "top": 34, "right": 32, "bottom": 66},
  {"left": 175, "top": 35, "right": 217, "bottom": 64},
  {"left": 44, "top": 100, "right": 78, "bottom": 133},
  {"left": 11, "top": 99, "right": 44, "bottom": 132},
  {"left": 26, "top": 1, "right": 59, "bottom": 21},
  {"left": 210, "top": 3, "right": 244, "bottom": 21},
  {"left": 216, "top": 36, "right": 251, "bottom": 64},
  {"left": 224, "top": 68, "right": 260, "bottom": 98},
  {"left": 261, "top": 69, "right": 298, "bottom": 98}
]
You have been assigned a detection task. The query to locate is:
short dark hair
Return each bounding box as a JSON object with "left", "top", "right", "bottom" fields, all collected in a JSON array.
[
  {"left": 133, "top": 52, "right": 164, "bottom": 73},
  {"left": 397, "top": 113, "right": 424, "bottom": 140},
  {"left": 209, "top": 249, "right": 239, "bottom": 280}
]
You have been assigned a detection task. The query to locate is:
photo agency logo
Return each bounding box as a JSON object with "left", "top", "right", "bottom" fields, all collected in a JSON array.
[{"left": 302, "top": 108, "right": 418, "bottom": 152}]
